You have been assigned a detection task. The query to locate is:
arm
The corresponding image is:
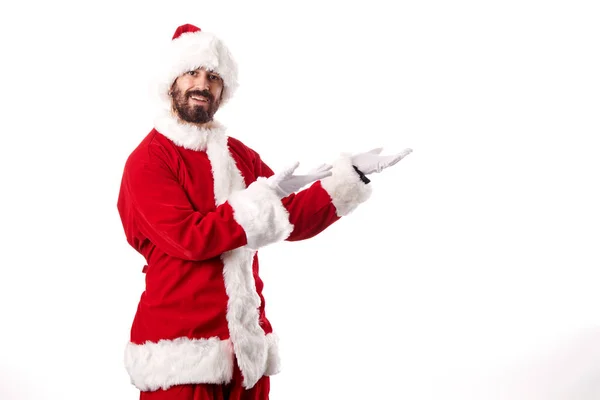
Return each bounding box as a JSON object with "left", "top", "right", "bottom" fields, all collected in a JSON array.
[
  {"left": 254, "top": 153, "right": 372, "bottom": 241},
  {"left": 119, "top": 145, "right": 293, "bottom": 261}
]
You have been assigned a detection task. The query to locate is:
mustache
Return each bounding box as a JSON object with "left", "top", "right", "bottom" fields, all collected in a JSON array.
[{"left": 186, "top": 89, "right": 214, "bottom": 102}]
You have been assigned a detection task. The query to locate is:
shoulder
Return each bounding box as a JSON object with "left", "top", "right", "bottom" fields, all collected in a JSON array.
[
  {"left": 124, "top": 129, "right": 180, "bottom": 173},
  {"left": 226, "top": 134, "right": 274, "bottom": 178},
  {"left": 227, "top": 135, "right": 255, "bottom": 154},
  {"left": 226, "top": 135, "right": 261, "bottom": 162}
]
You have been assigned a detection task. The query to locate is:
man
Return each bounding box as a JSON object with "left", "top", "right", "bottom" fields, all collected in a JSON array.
[{"left": 117, "top": 23, "right": 412, "bottom": 400}]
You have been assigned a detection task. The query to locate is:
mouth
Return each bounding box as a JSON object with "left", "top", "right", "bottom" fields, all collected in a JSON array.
[{"left": 189, "top": 95, "right": 210, "bottom": 104}]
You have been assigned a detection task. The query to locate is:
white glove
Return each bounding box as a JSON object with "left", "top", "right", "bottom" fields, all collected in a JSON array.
[
  {"left": 266, "top": 162, "right": 333, "bottom": 198},
  {"left": 351, "top": 147, "right": 413, "bottom": 175}
]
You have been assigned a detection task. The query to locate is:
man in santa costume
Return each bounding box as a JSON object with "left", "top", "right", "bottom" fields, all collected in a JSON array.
[{"left": 117, "top": 23, "right": 412, "bottom": 400}]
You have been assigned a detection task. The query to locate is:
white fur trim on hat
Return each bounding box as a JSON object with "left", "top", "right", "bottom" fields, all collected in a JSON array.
[{"left": 153, "top": 28, "right": 239, "bottom": 114}]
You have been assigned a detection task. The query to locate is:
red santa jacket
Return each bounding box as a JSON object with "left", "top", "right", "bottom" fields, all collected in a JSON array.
[{"left": 117, "top": 112, "right": 372, "bottom": 391}]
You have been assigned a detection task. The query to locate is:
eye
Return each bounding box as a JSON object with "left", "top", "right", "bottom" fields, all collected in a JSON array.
[
  {"left": 209, "top": 74, "right": 221, "bottom": 81},
  {"left": 187, "top": 70, "right": 197, "bottom": 76}
]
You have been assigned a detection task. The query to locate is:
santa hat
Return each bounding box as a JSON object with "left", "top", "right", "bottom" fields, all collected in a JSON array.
[{"left": 154, "top": 24, "right": 239, "bottom": 111}]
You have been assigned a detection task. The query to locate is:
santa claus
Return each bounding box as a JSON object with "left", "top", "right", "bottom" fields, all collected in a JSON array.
[{"left": 117, "top": 23, "right": 412, "bottom": 400}]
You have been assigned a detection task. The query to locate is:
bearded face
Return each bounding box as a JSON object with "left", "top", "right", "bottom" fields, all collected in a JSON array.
[{"left": 170, "top": 68, "right": 224, "bottom": 124}]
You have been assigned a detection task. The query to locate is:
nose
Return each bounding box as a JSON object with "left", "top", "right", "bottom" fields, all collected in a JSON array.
[{"left": 193, "top": 71, "right": 211, "bottom": 91}]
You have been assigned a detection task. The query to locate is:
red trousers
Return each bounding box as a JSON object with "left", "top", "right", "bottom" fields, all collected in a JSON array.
[{"left": 139, "top": 363, "right": 270, "bottom": 400}]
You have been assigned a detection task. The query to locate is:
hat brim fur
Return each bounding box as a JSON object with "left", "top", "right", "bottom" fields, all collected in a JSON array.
[{"left": 153, "top": 30, "right": 239, "bottom": 113}]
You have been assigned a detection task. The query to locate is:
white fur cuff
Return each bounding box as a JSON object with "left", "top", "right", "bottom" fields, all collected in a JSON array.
[
  {"left": 228, "top": 178, "right": 294, "bottom": 249},
  {"left": 321, "top": 155, "right": 373, "bottom": 217}
]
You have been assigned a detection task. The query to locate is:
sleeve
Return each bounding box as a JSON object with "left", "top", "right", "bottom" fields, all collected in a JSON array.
[
  {"left": 121, "top": 146, "right": 294, "bottom": 261},
  {"left": 254, "top": 152, "right": 372, "bottom": 242}
]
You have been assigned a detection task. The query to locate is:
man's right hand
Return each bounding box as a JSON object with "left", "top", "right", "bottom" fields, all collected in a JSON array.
[{"left": 266, "top": 162, "right": 333, "bottom": 198}]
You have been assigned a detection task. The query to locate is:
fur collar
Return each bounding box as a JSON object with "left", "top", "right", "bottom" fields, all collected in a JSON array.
[{"left": 154, "top": 111, "right": 226, "bottom": 151}]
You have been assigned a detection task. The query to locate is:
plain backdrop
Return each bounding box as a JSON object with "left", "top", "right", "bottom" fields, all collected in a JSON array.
[{"left": 1, "top": 1, "right": 599, "bottom": 399}]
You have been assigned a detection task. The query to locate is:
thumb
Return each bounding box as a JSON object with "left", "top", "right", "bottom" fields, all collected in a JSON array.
[
  {"left": 310, "top": 163, "right": 333, "bottom": 174},
  {"left": 281, "top": 161, "right": 300, "bottom": 177},
  {"left": 367, "top": 147, "right": 384, "bottom": 155}
]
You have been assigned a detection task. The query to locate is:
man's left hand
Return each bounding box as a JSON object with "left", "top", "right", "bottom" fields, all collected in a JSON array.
[{"left": 351, "top": 147, "right": 413, "bottom": 175}]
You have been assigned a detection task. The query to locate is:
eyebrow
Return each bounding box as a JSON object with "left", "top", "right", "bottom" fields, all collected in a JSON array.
[{"left": 192, "top": 68, "right": 221, "bottom": 78}]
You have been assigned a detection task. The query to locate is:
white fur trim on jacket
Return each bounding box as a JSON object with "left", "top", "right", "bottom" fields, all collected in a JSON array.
[
  {"left": 128, "top": 116, "right": 286, "bottom": 391},
  {"left": 205, "top": 132, "right": 288, "bottom": 387},
  {"left": 227, "top": 178, "right": 294, "bottom": 249},
  {"left": 264, "top": 332, "right": 282, "bottom": 376},
  {"left": 125, "top": 337, "right": 233, "bottom": 391},
  {"left": 321, "top": 154, "right": 373, "bottom": 216},
  {"left": 222, "top": 248, "right": 268, "bottom": 388},
  {"left": 124, "top": 334, "right": 281, "bottom": 391},
  {"left": 154, "top": 111, "right": 225, "bottom": 151}
]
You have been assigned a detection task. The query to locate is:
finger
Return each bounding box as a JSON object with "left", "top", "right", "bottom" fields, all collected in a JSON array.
[
  {"left": 378, "top": 155, "right": 402, "bottom": 171},
  {"left": 367, "top": 147, "right": 384, "bottom": 155},
  {"left": 383, "top": 155, "right": 404, "bottom": 168},
  {"left": 307, "top": 163, "right": 332, "bottom": 174},
  {"left": 399, "top": 148, "right": 413, "bottom": 158},
  {"left": 317, "top": 164, "right": 333, "bottom": 172},
  {"left": 282, "top": 161, "right": 300, "bottom": 177},
  {"left": 315, "top": 170, "right": 333, "bottom": 180},
  {"left": 300, "top": 170, "right": 332, "bottom": 183},
  {"left": 387, "top": 149, "right": 413, "bottom": 167},
  {"left": 311, "top": 163, "right": 327, "bottom": 173}
]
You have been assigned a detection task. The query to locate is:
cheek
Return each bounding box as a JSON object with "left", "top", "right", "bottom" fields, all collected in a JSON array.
[
  {"left": 174, "top": 77, "right": 193, "bottom": 93},
  {"left": 214, "top": 86, "right": 224, "bottom": 101}
]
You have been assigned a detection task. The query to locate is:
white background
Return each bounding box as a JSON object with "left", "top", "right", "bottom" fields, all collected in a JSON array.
[{"left": 1, "top": 0, "right": 599, "bottom": 399}]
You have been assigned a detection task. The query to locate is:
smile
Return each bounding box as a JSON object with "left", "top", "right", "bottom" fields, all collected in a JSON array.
[{"left": 190, "top": 96, "right": 209, "bottom": 103}]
